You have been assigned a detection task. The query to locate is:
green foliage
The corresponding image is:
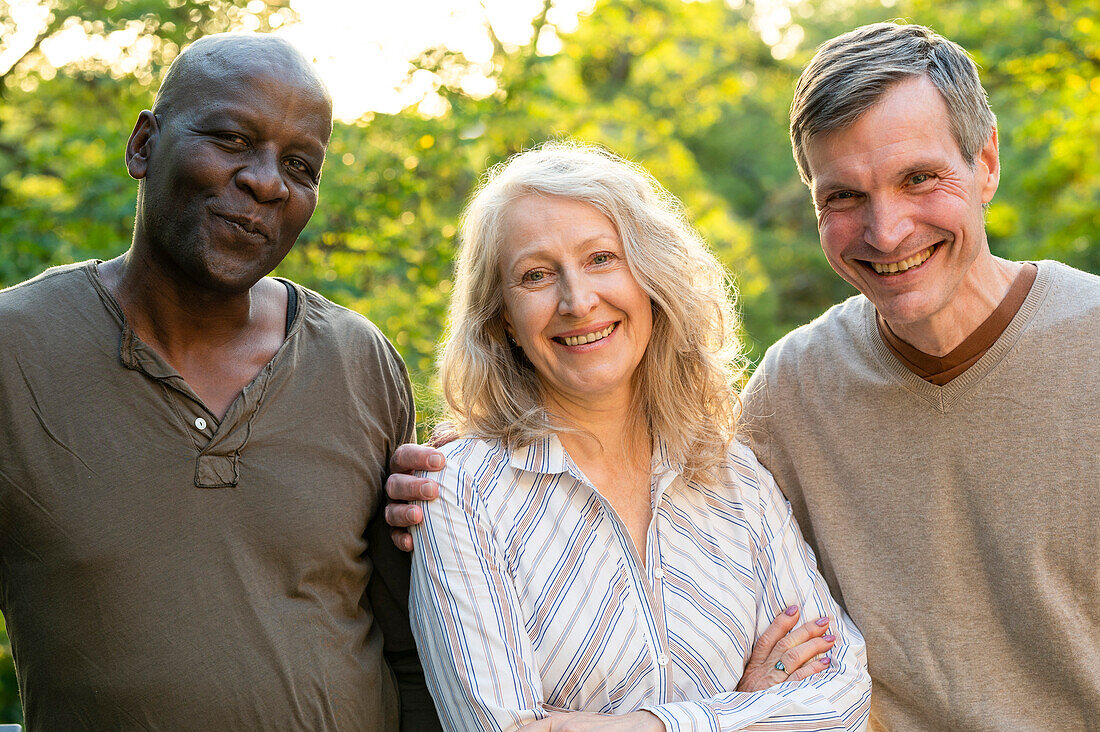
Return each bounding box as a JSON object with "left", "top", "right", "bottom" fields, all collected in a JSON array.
[
  {"left": 0, "top": 615, "right": 17, "bottom": 723},
  {"left": 0, "top": 0, "right": 1097, "bottom": 718}
]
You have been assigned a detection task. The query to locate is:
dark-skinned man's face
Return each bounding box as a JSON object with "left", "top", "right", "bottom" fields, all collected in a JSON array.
[{"left": 129, "top": 52, "right": 332, "bottom": 294}]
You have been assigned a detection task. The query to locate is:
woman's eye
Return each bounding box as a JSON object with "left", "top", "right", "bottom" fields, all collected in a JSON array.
[
  {"left": 522, "top": 270, "right": 545, "bottom": 283},
  {"left": 592, "top": 253, "right": 610, "bottom": 265}
]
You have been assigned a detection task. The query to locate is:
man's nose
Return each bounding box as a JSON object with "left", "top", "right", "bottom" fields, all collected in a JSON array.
[
  {"left": 237, "top": 149, "right": 290, "bottom": 203},
  {"left": 863, "top": 197, "right": 914, "bottom": 253}
]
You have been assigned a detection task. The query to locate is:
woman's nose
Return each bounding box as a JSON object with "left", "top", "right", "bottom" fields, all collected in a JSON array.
[{"left": 557, "top": 271, "right": 599, "bottom": 317}]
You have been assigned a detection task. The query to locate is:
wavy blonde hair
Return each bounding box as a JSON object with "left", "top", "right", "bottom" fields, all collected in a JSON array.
[{"left": 440, "top": 141, "right": 743, "bottom": 484}]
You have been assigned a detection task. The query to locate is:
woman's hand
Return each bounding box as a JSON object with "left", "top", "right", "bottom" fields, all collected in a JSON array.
[
  {"left": 518, "top": 710, "right": 663, "bottom": 731},
  {"left": 736, "top": 605, "right": 836, "bottom": 692}
]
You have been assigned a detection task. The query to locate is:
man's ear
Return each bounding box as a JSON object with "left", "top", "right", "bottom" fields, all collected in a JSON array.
[
  {"left": 978, "top": 125, "right": 1000, "bottom": 205},
  {"left": 125, "top": 110, "right": 159, "bottom": 180}
]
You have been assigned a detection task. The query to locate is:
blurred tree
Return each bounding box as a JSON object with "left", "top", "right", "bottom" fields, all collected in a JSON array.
[{"left": 0, "top": 616, "right": 16, "bottom": 722}]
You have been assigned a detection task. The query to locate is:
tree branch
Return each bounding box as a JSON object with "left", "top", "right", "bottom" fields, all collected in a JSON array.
[{"left": 0, "top": 9, "right": 67, "bottom": 96}]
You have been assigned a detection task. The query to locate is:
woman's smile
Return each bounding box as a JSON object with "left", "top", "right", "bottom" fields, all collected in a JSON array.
[{"left": 552, "top": 321, "right": 618, "bottom": 347}]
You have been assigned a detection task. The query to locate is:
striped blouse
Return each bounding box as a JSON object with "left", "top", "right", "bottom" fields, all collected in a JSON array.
[{"left": 410, "top": 435, "right": 871, "bottom": 731}]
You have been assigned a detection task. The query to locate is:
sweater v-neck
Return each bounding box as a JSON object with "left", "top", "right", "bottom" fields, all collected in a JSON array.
[
  {"left": 864, "top": 261, "right": 1052, "bottom": 412},
  {"left": 876, "top": 263, "right": 1036, "bottom": 384}
]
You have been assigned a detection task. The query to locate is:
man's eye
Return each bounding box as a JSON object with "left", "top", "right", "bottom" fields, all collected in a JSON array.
[
  {"left": 284, "top": 158, "right": 312, "bottom": 175},
  {"left": 910, "top": 173, "right": 931, "bottom": 185},
  {"left": 822, "top": 190, "right": 860, "bottom": 211},
  {"left": 218, "top": 133, "right": 248, "bottom": 146}
]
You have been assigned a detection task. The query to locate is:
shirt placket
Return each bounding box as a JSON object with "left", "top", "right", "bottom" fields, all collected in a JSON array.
[
  {"left": 646, "top": 468, "right": 678, "bottom": 698},
  {"left": 569, "top": 463, "right": 671, "bottom": 702},
  {"left": 119, "top": 325, "right": 259, "bottom": 488}
]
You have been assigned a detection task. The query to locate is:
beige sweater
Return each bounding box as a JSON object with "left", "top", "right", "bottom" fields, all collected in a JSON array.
[{"left": 742, "top": 261, "right": 1100, "bottom": 731}]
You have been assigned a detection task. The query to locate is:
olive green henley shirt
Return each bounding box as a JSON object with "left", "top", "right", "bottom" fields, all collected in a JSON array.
[{"left": 0, "top": 261, "right": 439, "bottom": 730}]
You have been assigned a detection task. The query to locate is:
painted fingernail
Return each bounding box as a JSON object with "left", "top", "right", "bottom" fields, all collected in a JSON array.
[
  {"left": 823, "top": 634, "right": 836, "bottom": 642},
  {"left": 428, "top": 455, "right": 444, "bottom": 470},
  {"left": 785, "top": 605, "right": 799, "bottom": 616},
  {"left": 815, "top": 617, "right": 830, "bottom": 626},
  {"left": 821, "top": 657, "right": 832, "bottom": 666}
]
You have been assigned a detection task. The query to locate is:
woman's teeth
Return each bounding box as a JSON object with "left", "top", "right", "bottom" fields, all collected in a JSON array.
[
  {"left": 559, "top": 323, "right": 616, "bottom": 346},
  {"left": 872, "top": 245, "right": 936, "bottom": 275}
]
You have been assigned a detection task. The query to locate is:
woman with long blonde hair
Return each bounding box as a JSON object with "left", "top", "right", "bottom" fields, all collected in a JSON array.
[{"left": 407, "top": 142, "right": 870, "bottom": 731}]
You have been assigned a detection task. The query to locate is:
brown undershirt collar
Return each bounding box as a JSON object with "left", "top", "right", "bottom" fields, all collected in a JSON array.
[{"left": 876, "top": 263, "right": 1038, "bottom": 386}]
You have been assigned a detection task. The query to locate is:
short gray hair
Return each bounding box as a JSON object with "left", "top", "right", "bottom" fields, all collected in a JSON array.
[
  {"left": 441, "top": 141, "right": 743, "bottom": 484},
  {"left": 790, "top": 22, "right": 995, "bottom": 184}
]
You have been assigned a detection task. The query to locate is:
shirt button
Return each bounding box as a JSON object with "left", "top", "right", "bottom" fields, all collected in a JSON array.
[
  {"left": 657, "top": 654, "right": 668, "bottom": 666},
  {"left": 194, "top": 417, "right": 207, "bottom": 431},
  {"left": 653, "top": 566, "right": 665, "bottom": 580}
]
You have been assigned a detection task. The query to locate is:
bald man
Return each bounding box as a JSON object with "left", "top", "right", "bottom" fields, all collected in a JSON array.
[{"left": 0, "top": 34, "right": 438, "bottom": 729}]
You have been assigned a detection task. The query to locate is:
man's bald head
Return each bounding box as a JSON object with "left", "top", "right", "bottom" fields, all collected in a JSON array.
[{"left": 153, "top": 33, "right": 332, "bottom": 122}]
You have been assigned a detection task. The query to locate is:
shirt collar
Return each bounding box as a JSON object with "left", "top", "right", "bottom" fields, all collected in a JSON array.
[
  {"left": 509, "top": 433, "right": 570, "bottom": 475},
  {"left": 509, "top": 432, "right": 685, "bottom": 502},
  {"left": 650, "top": 438, "right": 682, "bottom": 504}
]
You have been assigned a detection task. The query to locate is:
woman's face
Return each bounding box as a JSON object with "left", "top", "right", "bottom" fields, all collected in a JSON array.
[{"left": 498, "top": 194, "right": 653, "bottom": 411}]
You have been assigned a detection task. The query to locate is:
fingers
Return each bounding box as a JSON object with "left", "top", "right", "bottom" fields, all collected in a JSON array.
[
  {"left": 774, "top": 621, "right": 837, "bottom": 683},
  {"left": 385, "top": 499, "right": 423, "bottom": 527},
  {"left": 389, "top": 443, "right": 445, "bottom": 474},
  {"left": 777, "top": 614, "right": 832, "bottom": 651},
  {"left": 390, "top": 527, "right": 414, "bottom": 552},
  {"left": 427, "top": 426, "right": 459, "bottom": 449},
  {"left": 385, "top": 472, "right": 439, "bottom": 503},
  {"left": 747, "top": 604, "right": 801, "bottom": 665},
  {"left": 741, "top": 608, "right": 838, "bottom": 691},
  {"left": 786, "top": 654, "right": 834, "bottom": 683},
  {"left": 384, "top": 446, "right": 442, "bottom": 554},
  {"left": 777, "top": 631, "right": 836, "bottom": 673}
]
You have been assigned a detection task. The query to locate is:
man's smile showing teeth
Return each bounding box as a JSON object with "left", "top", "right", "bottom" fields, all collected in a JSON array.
[
  {"left": 555, "top": 323, "right": 617, "bottom": 347},
  {"left": 870, "top": 245, "right": 936, "bottom": 275}
]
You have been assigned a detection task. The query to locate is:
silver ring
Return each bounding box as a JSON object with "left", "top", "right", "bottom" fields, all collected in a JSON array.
[{"left": 774, "top": 660, "right": 787, "bottom": 673}]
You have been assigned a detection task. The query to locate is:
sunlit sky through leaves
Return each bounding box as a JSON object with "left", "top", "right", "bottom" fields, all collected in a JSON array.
[
  {"left": 2, "top": 0, "right": 602, "bottom": 121},
  {"left": 1, "top": 0, "right": 816, "bottom": 121},
  {"left": 281, "top": 0, "right": 601, "bottom": 120}
]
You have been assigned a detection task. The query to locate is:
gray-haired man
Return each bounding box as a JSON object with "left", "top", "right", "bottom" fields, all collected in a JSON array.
[
  {"left": 740, "top": 22, "right": 1100, "bottom": 730},
  {"left": 387, "top": 22, "right": 1100, "bottom": 731}
]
